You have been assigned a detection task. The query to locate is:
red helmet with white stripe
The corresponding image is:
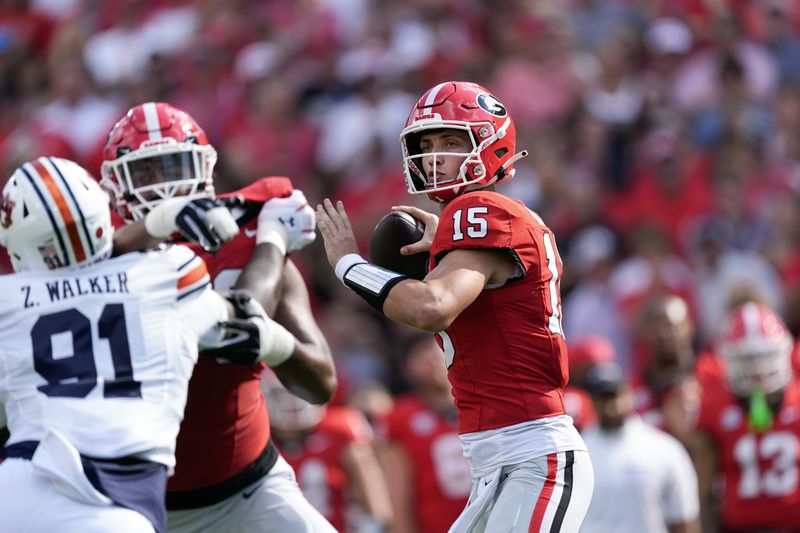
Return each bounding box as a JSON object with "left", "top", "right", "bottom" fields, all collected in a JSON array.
[
  {"left": 400, "top": 81, "right": 527, "bottom": 203},
  {"left": 0, "top": 157, "right": 113, "bottom": 271},
  {"left": 717, "top": 302, "right": 794, "bottom": 396},
  {"left": 101, "top": 102, "right": 217, "bottom": 222}
]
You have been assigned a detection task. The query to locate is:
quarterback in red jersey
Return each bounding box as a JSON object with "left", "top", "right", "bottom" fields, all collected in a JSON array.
[
  {"left": 694, "top": 302, "right": 800, "bottom": 532},
  {"left": 264, "top": 373, "right": 393, "bottom": 532},
  {"left": 379, "top": 337, "right": 470, "bottom": 533},
  {"left": 318, "top": 81, "right": 592, "bottom": 533},
  {"left": 101, "top": 102, "right": 338, "bottom": 532}
]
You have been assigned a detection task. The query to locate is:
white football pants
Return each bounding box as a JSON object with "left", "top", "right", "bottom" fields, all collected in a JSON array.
[
  {"left": 0, "top": 457, "right": 154, "bottom": 532},
  {"left": 451, "top": 450, "right": 594, "bottom": 533},
  {"left": 166, "top": 455, "right": 337, "bottom": 533}
]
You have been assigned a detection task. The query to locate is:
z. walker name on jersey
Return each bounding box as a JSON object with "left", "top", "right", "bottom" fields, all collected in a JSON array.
[{"left": 20, "top": 271, "right": 130, "bottom": 308}]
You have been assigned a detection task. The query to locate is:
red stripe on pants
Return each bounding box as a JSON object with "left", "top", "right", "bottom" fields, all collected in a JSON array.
[{"left": 528, "top": 453, "right": 558, "bottom": 532}]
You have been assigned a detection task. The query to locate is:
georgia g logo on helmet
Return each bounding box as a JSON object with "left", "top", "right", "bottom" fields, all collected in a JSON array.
[{"left": 477, "top": 93, "right": 507, "bottom": 117}]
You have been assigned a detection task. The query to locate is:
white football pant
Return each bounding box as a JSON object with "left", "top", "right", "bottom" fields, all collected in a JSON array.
[
  {"left": 167, "top": 455, "right": 337, "bottom": 533},
  {"left": 451, "top": 450, "right": 594, "bottom": 533},
  {"left": 0, "top": 457, "right": 154, "bottom": 532}
]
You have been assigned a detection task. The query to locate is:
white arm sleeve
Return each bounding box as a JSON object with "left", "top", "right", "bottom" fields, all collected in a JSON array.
[{"left": 178, "top": 287, "right": 229, "bottom": 344}]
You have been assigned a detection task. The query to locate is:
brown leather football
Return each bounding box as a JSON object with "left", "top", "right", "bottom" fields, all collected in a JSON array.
[{"left": 369, "top": 211, "right": 428, "bottom": 280}]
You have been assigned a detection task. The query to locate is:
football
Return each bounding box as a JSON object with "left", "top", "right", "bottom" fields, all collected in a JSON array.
[{"left": 369, "top": 211, "right": 428, "bottom": 280}]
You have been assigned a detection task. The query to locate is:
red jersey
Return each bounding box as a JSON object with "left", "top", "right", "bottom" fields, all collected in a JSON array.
[
  {"left": 277, "top": 407, "right": 373, "bottom": 533},
  {"left": 631, "top": 374, "right": 668, "bottom": 430},
  {"left": 168, "top": 177, "right": 294, "bottom": 492},
  {"left": 429, "top": 191, "right": 568, "bottom": 434},
  {"left": 381, "top": 395, "right": 470, "bottom": 533},
  {"left": 696, "top": 356, "right": 800, "bottom": 531}
]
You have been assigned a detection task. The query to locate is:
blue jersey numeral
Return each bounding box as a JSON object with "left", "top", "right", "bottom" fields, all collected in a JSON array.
[{"left": 31, "top": 304, "right": 141, "bottom": 398}]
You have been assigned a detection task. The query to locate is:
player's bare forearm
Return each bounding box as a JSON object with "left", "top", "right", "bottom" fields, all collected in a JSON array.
[
  {"left": 383, "top": 253, "right": 490, "bottom": 332},
  {"left": 378, "top": 442, "right": 415, "bottom": 533},
  {"left": 317, "top": 199, "right": 510, "bottom": 331},
  {"left": 691, "top": 430, "right": 719, "bottom": 533},
  {"left": 668, "top": 521, "right": 701, "bottom": 533},
  {"left": 270, "top": 260, "right": 336, "bottom": 403},
  {"left": 232, "top": 243, "right": 286, "bottom": 316},
  {"left": 344, "top": 442, "right": 394, "bottom": 528},
  {"left": 112, "top": 220, "right": 162, "bottom": 255}
]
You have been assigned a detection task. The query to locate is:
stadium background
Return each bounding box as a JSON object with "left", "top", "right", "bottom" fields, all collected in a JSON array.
[{"left": 2, "top": 0, "right": 799, "bottom": 529}]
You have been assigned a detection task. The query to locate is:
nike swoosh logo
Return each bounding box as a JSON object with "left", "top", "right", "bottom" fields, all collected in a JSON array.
[
  {"left": 242, "top": 486, "right": 259, "bottom": 499},
  {"left": 244, "top": 228, "right": 257, "bottom": 238},
  {"left": 484, "top": 479, "right": 491, "bottom": 486}
]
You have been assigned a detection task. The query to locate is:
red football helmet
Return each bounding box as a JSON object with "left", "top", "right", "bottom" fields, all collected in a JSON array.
[
  {"left": 717, "top": 302, "right": 794, "bottom": 396},
  {"left": 100, "top": 102, "right": 217, "bottom": 222},
  {"left": 400, "top": 81, "right": 527, "bottom": 203}
]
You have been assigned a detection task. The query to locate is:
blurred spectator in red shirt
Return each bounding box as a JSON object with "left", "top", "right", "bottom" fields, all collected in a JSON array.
[
  {"left": 221, "top": 76, "right": 318, "bottom": 191},
  {"left": 565, "top": 335, "right": 617, "bottom": 431},
  {"left": 604, "top": 126, "right": 715, "bottom": 247}
]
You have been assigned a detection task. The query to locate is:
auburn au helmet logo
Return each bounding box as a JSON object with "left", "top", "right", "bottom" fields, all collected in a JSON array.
[{"left": 0, "top": 194, "right": 14, "bottom": 228}]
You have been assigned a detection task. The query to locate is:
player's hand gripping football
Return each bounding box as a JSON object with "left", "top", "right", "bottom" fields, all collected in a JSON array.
[
  {"left": 316, "top": 198, "right": 359, "bottom": 268},
  {"left": 391, "top": 205, "right": 439, "bottom": 255},
  {"left": 257, "top": 189, "right": 317, "bottom": 253}
]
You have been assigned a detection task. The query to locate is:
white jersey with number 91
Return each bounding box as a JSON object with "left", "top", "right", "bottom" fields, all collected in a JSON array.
[{"left": 0, "top": 245, "right": 227, "bottom": 471}]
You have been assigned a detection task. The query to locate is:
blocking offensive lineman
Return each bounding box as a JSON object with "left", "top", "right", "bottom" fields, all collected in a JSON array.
[
  {"left": 101, "top": 102, "right": 338, "bottom": 532},
  {"left": 318, "top": 81, "right": 593, "bottom": 532},
  {"left": 0, "top": 157, "right": 290, "bottom": 532}
]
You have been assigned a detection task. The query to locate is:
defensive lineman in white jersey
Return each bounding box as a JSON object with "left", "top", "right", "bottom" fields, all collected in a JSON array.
[{"left": 0, "top": 157, "right": 292, "bottom": 533}]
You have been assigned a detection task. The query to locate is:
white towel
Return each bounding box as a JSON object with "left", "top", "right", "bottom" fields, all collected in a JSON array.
[
  {"left": 31, "top": 429, "right": 113, "bottom": 506},
  {"left": 449, "top": 468, "right": 502, "bottom": 533}
]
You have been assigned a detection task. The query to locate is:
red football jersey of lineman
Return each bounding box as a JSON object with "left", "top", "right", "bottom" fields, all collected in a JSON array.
[
  {"left": 382, "top": 395, "right": 470, "bottom": 533},
  {"left": 429, "top": 191, "right": 568, "bottom": 434},
  {"left": 278, "top": 407, "right": 373, "bottom": 532},
  {"left": 168, "top": 177, "right": 294, "bottom": 491},
  {"left": 696, "top": 356, "right": 800, "bottom": 531}
]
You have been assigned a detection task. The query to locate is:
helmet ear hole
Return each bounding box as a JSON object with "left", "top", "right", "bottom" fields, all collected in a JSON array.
[{"left": 494, "top": 147, "right": 508, "bottom": 158}]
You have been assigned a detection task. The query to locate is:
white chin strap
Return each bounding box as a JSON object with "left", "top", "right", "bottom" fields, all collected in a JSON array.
[{"left": 500, "top": 149, "right": 529, "bottom": 175}]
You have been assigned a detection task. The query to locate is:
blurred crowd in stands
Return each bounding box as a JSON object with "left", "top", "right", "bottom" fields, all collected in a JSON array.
[
  {"left": 7, "top": 0, "right": 800, "bottom": 530},
  {"left": 5, "top": 0, "right": 800, "bottom": 387}
]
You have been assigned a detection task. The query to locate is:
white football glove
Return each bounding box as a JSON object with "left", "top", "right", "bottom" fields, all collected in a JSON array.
[
  {"left": 256, "top": 190, "right": 316, "bottom": 254},
  {"left": 144, "top": 197, "right": 240, "bottom": 252}
]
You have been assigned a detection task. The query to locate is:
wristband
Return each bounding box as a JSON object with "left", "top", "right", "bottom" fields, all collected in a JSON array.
[
  {"left": 256, "top": 220, "right": 288, "bottom": 256},
  {"left": 258, "top": 318, "right": 296, "bottom": 367},
  {"left": 335, "top": 253, "right": 368, "bottom": 282},
  {"left": 335, "top": 255, "right": 407, "bottom": 313}
]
